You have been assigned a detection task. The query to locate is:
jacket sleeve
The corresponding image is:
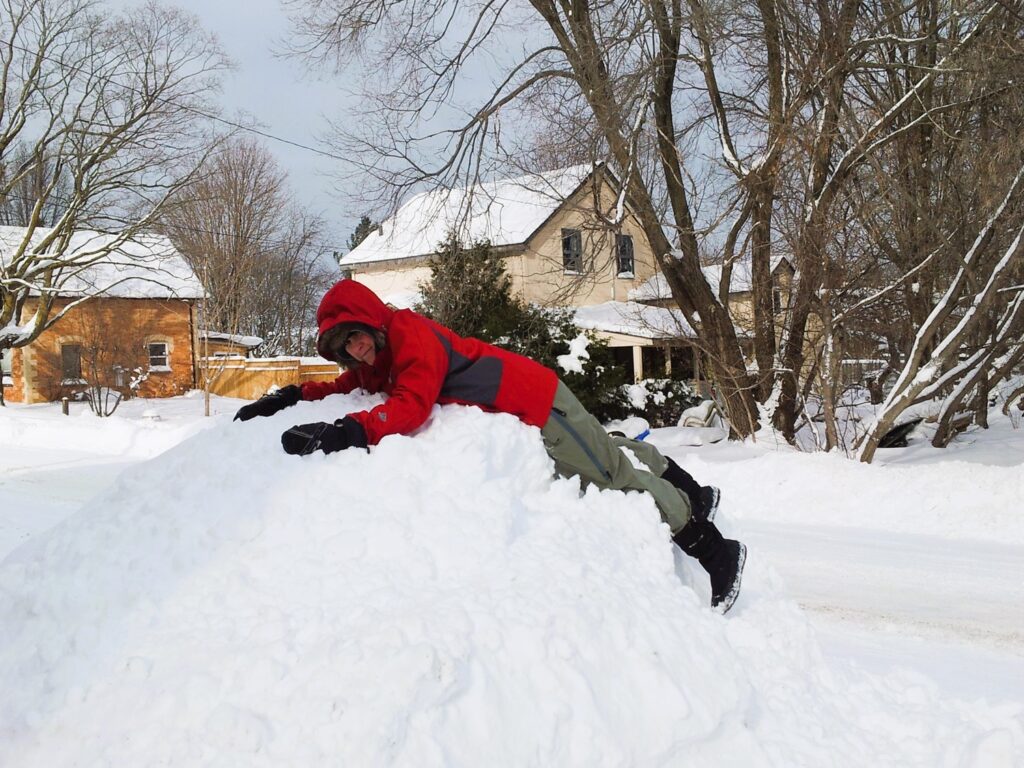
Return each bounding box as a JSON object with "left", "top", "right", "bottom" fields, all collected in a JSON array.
[
  {"left": 347, "top": 313, "right": 448, "bottom": 445},
  {"left": 300, "top": 369, "right": 361, "bottom": 401}
]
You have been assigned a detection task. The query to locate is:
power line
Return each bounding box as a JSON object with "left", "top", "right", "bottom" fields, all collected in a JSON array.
[
  {"left": 0, "top": 188, "right": 351, "bottom": 256},
  {"left": 3, "top": 37, "right": 350, "bottom": 163}
]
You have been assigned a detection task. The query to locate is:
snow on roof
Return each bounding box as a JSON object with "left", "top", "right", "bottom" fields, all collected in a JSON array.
[
  {"left": 199, "top": 330, "right": 264, "bottom": 348},
  {"left": 0, "top": 226, "right": 203, "bottom": 300},
  {"left": 629, "top": 257, "right": 791, "bottom": 302},
  {"left": 574, "top": 300, "right": 696, "bottom": 339},
  {"left": 340, "top": 164, "right": 598, "bottom": 266}
]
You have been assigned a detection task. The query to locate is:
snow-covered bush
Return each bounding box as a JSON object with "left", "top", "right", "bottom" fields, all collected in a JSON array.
[{"left": 609, "top": 378, "right": 701, "bottom": 428}]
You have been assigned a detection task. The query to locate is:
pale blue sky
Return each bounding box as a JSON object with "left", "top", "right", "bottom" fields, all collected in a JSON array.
[{"left": 139, "top": 0, "right": 362, "bottom": 251}]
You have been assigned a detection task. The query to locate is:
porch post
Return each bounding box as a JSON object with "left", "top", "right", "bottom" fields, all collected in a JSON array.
[{"left": 632, "top": 345, "right": 643, "bottom": 383}]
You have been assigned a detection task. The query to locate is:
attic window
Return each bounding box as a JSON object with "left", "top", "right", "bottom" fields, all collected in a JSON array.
[
  {"left": 148, "top": 342, "right": 170, "bottom": 371},
  {"left": 562, "top": 228, "right": 582, "bottom": 273},
  {"left": 616, "top": 234, "right": 634, "bottom": 276}
]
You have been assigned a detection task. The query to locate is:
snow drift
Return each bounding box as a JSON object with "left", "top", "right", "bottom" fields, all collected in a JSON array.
[{"left": 0, "top": 394, "right": 1020, "bottom": 766}]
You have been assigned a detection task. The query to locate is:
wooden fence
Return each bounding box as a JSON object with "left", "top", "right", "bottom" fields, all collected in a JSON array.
[{"left": 200, "top": 356, "right": 341, "bottom": 401}]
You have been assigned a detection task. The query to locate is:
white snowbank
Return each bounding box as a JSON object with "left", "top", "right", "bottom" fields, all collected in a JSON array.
[
  {"left": 659, "top": 445, "right": 1024, "bottom": 545},
  {"left": 0, "top": 393, "right": 217, "bottom": 460},
  {"left": 1, "top": 396, "right": 1021, "bottom": 766}
]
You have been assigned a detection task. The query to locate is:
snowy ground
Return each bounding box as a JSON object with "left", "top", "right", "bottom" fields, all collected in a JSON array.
[{"left": 1, "top": 392, "right": 1022, "bottom": 766}]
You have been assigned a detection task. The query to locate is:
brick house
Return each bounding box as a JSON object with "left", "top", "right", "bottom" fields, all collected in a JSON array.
[{"left": 1, "top": 228, "right": 203, "bottom": 404}]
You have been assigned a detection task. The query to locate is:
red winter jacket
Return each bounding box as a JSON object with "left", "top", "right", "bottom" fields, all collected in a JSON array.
[{"left": 301, "top": 279, "right": 559, "bottom": 446}]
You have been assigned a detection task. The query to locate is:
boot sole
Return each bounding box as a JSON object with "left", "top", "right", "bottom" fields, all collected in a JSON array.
[{"left": 713, "top": 541, "right": 746, "bottom": 615}]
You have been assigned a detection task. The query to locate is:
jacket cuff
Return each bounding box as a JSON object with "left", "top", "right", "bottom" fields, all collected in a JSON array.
[{"left": 279, "top": 384, "right": 303, "bottom": 406}]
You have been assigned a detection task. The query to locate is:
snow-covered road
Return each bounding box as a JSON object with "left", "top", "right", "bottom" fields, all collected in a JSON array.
[
  {"left": 743, "top": 520, "right": 1024, "bottom": 703},
  {"left": 0, "top": 447, "right": 131, "bottom": 558},
  {"left": 745, "top": 521, "right": 1024, "bottom": 649}
]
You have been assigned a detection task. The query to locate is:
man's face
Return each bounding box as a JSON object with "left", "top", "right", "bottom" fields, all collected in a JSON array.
[{"left": 345, "top": 329, "right": 377, "bottom": 366}]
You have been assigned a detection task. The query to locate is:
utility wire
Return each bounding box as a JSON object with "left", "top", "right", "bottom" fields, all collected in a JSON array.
[
  {"left": 2, "top": 38, "right": 350, "bottom": 163},
  {"left": 0, "top": 189, "right": 354, "bottom": 257}
]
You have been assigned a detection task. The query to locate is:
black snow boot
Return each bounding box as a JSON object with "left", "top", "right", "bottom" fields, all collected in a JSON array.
[
  {"left": 673, "top": 519, "right": 746, "bottom": 614},
  {"left": 661, "top": 458, "right": 720, "bottom": 523},
  {"left": 698, "top": 485, "right": 721, "bottom": 523}
]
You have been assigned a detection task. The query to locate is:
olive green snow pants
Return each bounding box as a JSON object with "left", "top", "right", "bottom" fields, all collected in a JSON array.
[{"left": 540, "top": 380, "right": 692, "bottom": 533}]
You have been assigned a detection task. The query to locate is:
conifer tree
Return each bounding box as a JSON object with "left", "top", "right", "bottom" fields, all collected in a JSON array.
[{"left": 347, "top": 216, "right": 376, "bottom": 251}]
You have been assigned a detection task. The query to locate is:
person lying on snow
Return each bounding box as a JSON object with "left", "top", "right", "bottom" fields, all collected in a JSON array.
[{"left": 234, "top": 279, "right": 747, "bottom": 613}]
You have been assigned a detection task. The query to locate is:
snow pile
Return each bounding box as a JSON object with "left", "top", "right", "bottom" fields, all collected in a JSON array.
[{"left": 1, "top": 395, "right": 1021, "bottom": 766}]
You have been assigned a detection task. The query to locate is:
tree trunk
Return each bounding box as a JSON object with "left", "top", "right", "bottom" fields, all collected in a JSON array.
[
  {"left": 749, "top": 179, "right": 777, "bottom": 401},
  {"left": 974, "top": 373, "right": 989, "bottom": 429}
]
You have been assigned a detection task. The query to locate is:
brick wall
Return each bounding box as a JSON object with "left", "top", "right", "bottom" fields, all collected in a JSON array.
[{"left": 6, "top": 296, "right": 196, "bottom": 404}]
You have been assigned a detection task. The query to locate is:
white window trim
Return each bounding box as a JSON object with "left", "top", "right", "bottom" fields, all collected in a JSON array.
[
  {"left": 146, "top": 339, "right": 172, "bottom": 372},
  {"left": 561, "top": 228, "right": 583, "bottom": 274},
  {"left": 615, "top": 233, "right": 635, "bottom": 278}
]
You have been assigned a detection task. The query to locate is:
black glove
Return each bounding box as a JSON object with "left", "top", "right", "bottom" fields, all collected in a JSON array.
[
  {"left": 281, "top": 416, "right": 368, "bottom": 456},
  {"left": 233, "top": 385, "right": 302, "bottom": 422}
]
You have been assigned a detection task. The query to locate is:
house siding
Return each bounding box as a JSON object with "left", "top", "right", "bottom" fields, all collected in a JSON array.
[
  {"left": 345, "top": 174, "right": 657, "bottom": 309},
  {"left": 509, "top": 176, "right": 655, "bottom": 307},
  {"left": 346, "top": 261, "right": 433, "bottom": 302}
]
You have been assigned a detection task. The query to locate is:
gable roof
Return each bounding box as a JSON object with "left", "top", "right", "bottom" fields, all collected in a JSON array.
[
  {"left": 0, "top": 226, "right": 203, "bottom": 299},
  {"left": 340, "top": 164, "right": 601, "bottom": 267}
]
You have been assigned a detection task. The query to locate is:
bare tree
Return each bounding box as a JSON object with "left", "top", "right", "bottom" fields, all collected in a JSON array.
[
  {"left": 284, "top": 0, "right": 1023, "bottom": 449},
  {"left": 161, "top": 136, "right": 333, "bottom": 356},
  {"left": 0, "top": 143, "right": 70, "bottom": 226},
  {"left": 856, "top": 164, "right": 1024, "bottom": 461},
  {"left": 0, "top": 0, "right": 230, "bottom": 406}
]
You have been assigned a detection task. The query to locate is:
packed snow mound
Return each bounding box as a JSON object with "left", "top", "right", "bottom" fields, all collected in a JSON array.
[{"left": 1, "top": 395, "right": 1020, "bottom": 766}]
